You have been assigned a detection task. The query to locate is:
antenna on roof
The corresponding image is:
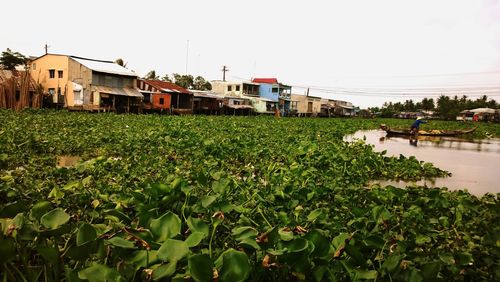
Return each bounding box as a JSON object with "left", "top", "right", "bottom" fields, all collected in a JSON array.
[
  {"left": 44, "top": 43, "right": 50, "bottom": 54},
  {"left": 221, "top": 65, "right": 229, "bottom": 82}
]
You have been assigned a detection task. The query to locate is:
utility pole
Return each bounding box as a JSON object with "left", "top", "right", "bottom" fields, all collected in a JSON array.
[
  {"left": 221, "top": 65, "right": 229, "bottom": 82},
  {"left": 185, "top": 40, "right": 189, "bottom": 75}
]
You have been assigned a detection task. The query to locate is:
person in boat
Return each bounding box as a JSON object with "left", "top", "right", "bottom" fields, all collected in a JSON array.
[{"left": 410, "top": 117, "right": 426, "bottom": 134}]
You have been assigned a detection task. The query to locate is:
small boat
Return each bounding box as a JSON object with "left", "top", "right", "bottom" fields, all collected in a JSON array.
[{"left": 380, "top": 124, "right": 477, "bottom": 136}]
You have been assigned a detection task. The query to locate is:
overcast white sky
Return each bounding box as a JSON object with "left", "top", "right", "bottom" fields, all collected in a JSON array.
[{"left": 2, "top": 0, "right": 500, "bottom": 107}]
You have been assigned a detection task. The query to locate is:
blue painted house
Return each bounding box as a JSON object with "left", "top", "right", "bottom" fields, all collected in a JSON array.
[{"left": 252, "top": 78, "right": 293, "bottom": 115}]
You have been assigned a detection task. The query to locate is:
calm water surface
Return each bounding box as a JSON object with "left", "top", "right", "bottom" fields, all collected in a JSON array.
[{"left": 344, "top": 130, "right": 500, "bottom": 195}]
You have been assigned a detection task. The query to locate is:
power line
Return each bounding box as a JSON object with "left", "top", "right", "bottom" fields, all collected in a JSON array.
[{"left": 228, "top": 74, "right": 500, "bottom": 98}]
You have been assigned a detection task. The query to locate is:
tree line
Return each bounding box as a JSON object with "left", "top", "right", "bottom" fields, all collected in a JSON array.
[
  {"left": 114, "top": 58, "right": 212, "bottom": 91},
  {"left": 369, "top": 95, "right": 499, "bottom": 119}
]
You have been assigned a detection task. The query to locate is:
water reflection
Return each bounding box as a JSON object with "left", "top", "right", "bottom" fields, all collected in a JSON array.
[{"left": 345, "top": 130, "right": 500, "bottom": 195}]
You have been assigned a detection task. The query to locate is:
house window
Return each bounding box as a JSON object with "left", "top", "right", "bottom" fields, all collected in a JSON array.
[
  {"left": 32, "top": 63, "right": 36, "bottom": 70},
  {"left": 227, "top": 85, "right": 232, "bottom": 91},
  {"left": 49, "top": 69, "right": 55, "bottom": 78},
  {"left": 159, "top": 97, "right": 164, "bottom": 105},
  {"left": 235, "top": 85, "right": 240, "bottom": 91},
  {"left": 57, "top": 87, "right": 61, "bottom": 95},
  {"left": 58, "top": 70, "right": 63, "bottom": 78},
  {"left": 48, "top": 88, "right": 55, "bottom": 95},
  {"left": 272, "top": 88, "right": 278, "bottom": 93}
]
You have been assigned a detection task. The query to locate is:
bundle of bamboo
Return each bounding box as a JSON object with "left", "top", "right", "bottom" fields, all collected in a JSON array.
[{"left": 0, "top": 70, "right": 43, "bottom": 110}]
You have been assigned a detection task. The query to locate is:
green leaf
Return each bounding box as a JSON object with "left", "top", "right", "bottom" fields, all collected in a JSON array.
[
  {"left": 438, "top": 253, "right": 455, "bottom": 265},
  {"left": 31, "top": 201, "right": 52, "bottom": 220},
  {"left": 332, "top": 233, "right": 350, "bottom": 248},
  {"left": 200, "top": 195, "right": 217, "bottom": 208},
  {"left": 219, "top": 249, "right": 250, "bottom": 282},
  {"left": 364, "top": 235, "right": 385, "bottom": 249},
  {"left": 0, "top": 238, "right": 16, "bottom": 263},
  {"left": 152, "top": 261, "right": 177, "bottom": 280},
  {"left": 36, "top": 245, "right": 59, "bottom": 264},
  {"left": 415, "top": 234, "right": 431, "bottom": 245},
  {"left": 345, "top": 244, "right": 367, "bottom": 268},
  {"left": 232, "top": 226, "right": 258, "bottom": 242},
  {"left": 40, "top": 208, "right": 70, "bottom": 229},
  {"left": 150, "top": 212, "right": 181, "bottom": 242},
  {"left": 421, "top": 261, "right": 441, "bottom": 279},
  {"left": 126, "top": 250, "right": 159, "bottom": 269},
  {"left": 158, "top": 239, "right": 189, "bottom": 262},
  {"left": 286, "top": 238, "right": 309, "bottom": 253},
  {"left": 106, "top": 237, "right": 136, "bottom": 249},
  {"left": 354, "top": 269, "right": 378, "bottom": 280},
  {"left": 307, "top": 208, "right": 323, "bottom": 222},
  {"left": 278, "top": 228, "right": 294, "bottom": 241},
  {"left": 187, "top": 216, "right": 209, "bottom": 236},
  {"left": 239, "top": 238, "right": 261, "bottom": 250},
  {"left": 456, "top": 252, "right": 473, "bottom": 266},
  {"left": 186, "top": 232, "right": 206, "bottom": 247},
  {"left": 382, "top": 254, "right": 405, "bottom": 272},
  {"left": 305, "top": 230, "right": 330, "bottom": 258},
  {"left": 78, "top": 264, "right": 121, "bottom": 282},
  {"left": 212, "top": 179, "right": 230, "bottom": 195},
  {"left": 77, "top": 223, "right": 97, "bottom": 246},
  {"left": 188, "top": 254, "right": 213, "bottom": 282},
  {"left": 408, "top": 268, "right": 423, "bottom": 282},
  {"left": 103, "top": 209, "right": 131, "bottom": 224}
]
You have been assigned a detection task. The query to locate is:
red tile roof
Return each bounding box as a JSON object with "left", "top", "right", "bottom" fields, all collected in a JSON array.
[
  {"left": 252, "top": 78, "right": 279, "bottom": 84},
  {"left": 143, "top": 80, "right": 191, "bottom": 94}
]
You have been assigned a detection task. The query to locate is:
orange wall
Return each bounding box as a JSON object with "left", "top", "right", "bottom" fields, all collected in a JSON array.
[
  {"left": 30, "top": 55, "right": 72, "bottom": 105},
  {"left": 152, "top": 93, "right": 171, "bottom": 109}
]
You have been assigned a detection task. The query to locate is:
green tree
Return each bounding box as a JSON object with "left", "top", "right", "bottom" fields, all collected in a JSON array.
[
  {"left": 173, "top": 73, "right": 194, "bottom": 89},
  {"left": 420, "top": 98, "right": 435, "bottom": 110},
  {"left": 0, "top": 48, "right": 27, "bottom": 70},
  {"left": 161, "top": 74, "right": 173, "bottom": 82},
  {"left": 144, "top": 70, "right": 159, "bottom": 80},
  {"left": 193, "top": 76, "right": 212, "bottom": 90}
]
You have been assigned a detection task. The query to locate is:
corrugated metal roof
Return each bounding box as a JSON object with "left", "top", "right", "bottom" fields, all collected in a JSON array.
[
  {"left": 338, "top": 104, "right": 354, "bottom": 109},
  {"left": 252, "top": 78, "right": 279, "bottom": 84},
  {"left": 142, "top": 80, "right": 191, "bottom": 94},
  {"left": 91, "top": 86, "right": 143, "bottom": 97},
  {"left": 71, "top": 56, "right": 137, "bottom": 77}
]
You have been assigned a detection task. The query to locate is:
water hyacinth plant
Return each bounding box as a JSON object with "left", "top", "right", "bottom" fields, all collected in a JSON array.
[{"left": 0, "top": 110, "right": 498, "bottom": 281}]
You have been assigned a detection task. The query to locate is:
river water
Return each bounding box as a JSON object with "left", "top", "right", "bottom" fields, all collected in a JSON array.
[{"left": 344, "top": 130, "right": 500, "bottom": 196}]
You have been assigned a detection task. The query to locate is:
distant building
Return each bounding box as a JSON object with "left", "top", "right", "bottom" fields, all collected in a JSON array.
[
  {"left": 137, "top": 79, "right": 193, "bottom": 114},
  {"left": 251, "top": 78, "right": 294, "bottom": 116},
  {"left": 211, "top": 80, "right": 260, "bottom": 98},
  {"left": 457, "top": 108, "right": 499, "bottom": 122},
  {"left": 250, "top": 97, "right": 278, "bottom": 114},
  {"left": 190, "top": 90, "right": 224, "bottom": 115},
  {"left": 332, "top": 100, "right": 354, "bottom": 116},
  {"left": 30, "top": 54, "right": 142, "bottom": 112},
  {"left": 320, "top": 99, "right": 354, "bottom": 117},
  {"left": 291, "top": 93, "right": 322, "bottom": 117}
]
